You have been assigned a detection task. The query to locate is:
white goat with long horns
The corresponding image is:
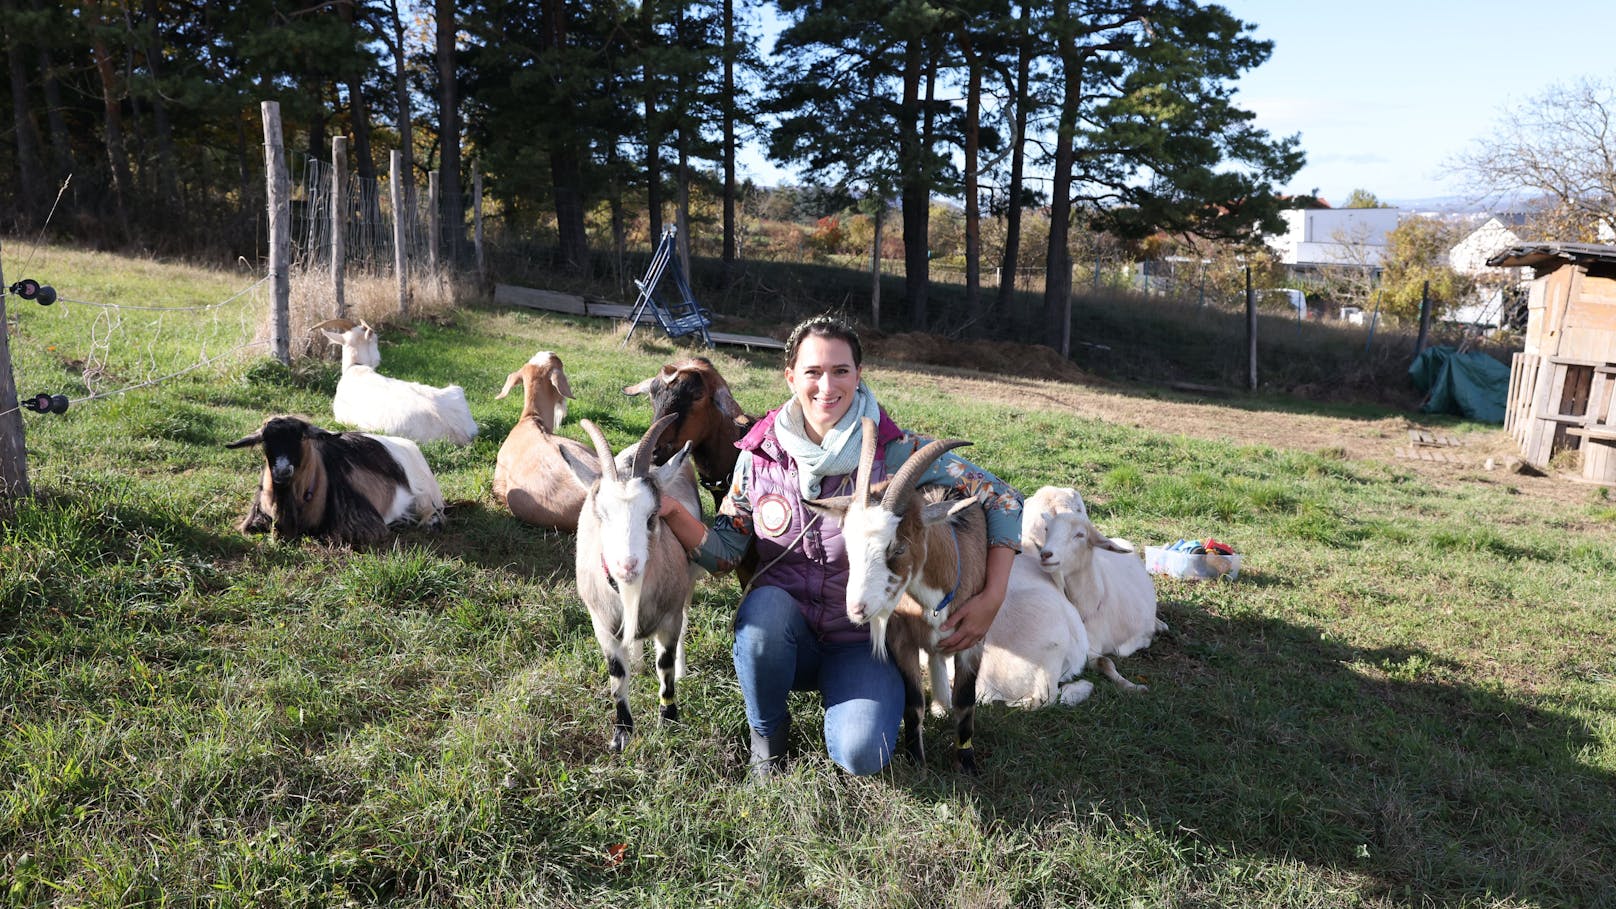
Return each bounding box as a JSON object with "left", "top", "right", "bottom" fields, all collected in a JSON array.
[
  {"left": 563, "top": 415, "right": 703, "bottom": 752},
  {"left": 805, "top": 417, "right": 988, "bottom": 772}
]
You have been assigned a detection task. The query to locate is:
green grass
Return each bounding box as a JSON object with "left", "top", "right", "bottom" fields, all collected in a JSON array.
[{"left": 2, "top": 246, "right": 1615, "bottom": 907}]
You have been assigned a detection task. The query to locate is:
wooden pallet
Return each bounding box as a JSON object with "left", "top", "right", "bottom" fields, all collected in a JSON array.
[
  {"left": 1395, "top": 446, "right": 1464, "bottom": 464},
  {"left": 1407, "top": 429, "right": 1463, "bottom": 447}
]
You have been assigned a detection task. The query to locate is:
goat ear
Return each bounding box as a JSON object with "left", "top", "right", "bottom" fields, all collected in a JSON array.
[
  {"left": 803, "top": 495, "right": 852, "bottom": 521},
  {"left": 550, "top": 366, "right": 574, "bottom": 400},
  {"left": 622, "top": 376, "right": 656, "bottom": 397},
  {"left": 652, "top": 441, "right": 694, "bottom": 490},
  {"left": 496, "top": 369, "right": 522, "bottom": 400},
  {"left": 920, "top": 497, "right": 977, "bottom": 526},
  {"left": 558, "top": 444, "right": 601, "bottom": 489},
  {"left": 1092, "top": 524, "right": 1132, "bottom": 554},
  {"left": 321, "top": 329, "right": 344, "bottom": 346},
  {"left": 713, "top": 385, "right": 743, "bottom": 421},
  {"left": 224, "top": 430, "right": 264, "bottom": 449}
]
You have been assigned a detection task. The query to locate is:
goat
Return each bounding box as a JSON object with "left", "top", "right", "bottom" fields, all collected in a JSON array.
[
  {"left": 1035, "top": 510, "right": 1165, "bottom": 693},
  {"left": 563, "top": 414, "right": 703, "bottom": 752},
  {"left": 1020, "top": 485, "right": 1088, "bottom": 553},
  {"left": 975, "top": 552, "right": 1095, "bottom": 708},
  {"left": 805, "top": 417, "right": 987, "bottom": 772},
  {"left": 318, "top": 319, "right": 479, "bottom": 446},
  {"left": 228, "top": 415, "right": 445, "bottom": 546},
  {"left": 492, "top": 352, "right": 592, "bottom": 531},
  {"left": 498, "top": 350, "right": 573, "bottom": 433},
  {"left": 622, "top": 357, "right": 753, "bottom": 510}
]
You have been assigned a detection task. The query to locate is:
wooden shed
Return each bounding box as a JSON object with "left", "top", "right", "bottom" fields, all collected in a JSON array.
[{"left": 1489, "top": 242, "right": 1616, "bottom": 483}]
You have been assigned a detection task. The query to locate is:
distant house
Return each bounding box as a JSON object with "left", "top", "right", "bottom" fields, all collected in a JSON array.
[
  {"left": 1265, "top": 207, "right": 1405, "bottom": 271},
  {"left": 1448, "top": 214, "right": 1530, "bottom": 327}
]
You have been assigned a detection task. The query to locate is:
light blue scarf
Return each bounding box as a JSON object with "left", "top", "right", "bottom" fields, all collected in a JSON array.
[{"left": 774, "top": 382, "right": 883, "bottom": 500}]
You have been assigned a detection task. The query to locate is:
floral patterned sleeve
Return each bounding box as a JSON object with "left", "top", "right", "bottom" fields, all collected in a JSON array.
[
  {"left": 692, "top": 450, "right": 756, "bottom": 574},
  {"left": 884, "top": 431, "right": 1024, "bottom": 550}
]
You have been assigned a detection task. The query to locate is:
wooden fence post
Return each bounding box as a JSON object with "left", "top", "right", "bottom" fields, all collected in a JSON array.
[
  {"left": 261, "top": 100, "right": 290, "bottom": 364},
  {"left": 391, "top": 149, "right": 408, "bottom": 317},
  {"left": 473, "top": 162, "right": 486, "bottom": 287},
  {"left": 428, "top": 169, "right": 440, "bottom": 274},
  {"left": 331, "top": 135, "right": 347, "bottom": 320},
  {"left": 1414, "top": 279, "right": 1432, "bottom": 356},
  {"left": 1246, "top": 265, "right": 1258, "bottom": 391},
  {"left": 0, "top": 239, "right": 31, "bottom": 500}
]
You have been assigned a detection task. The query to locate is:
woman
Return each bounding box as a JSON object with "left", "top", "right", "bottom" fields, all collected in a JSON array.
[{"left": 658, "top": 316, "right": 1023, "bottom": 777}]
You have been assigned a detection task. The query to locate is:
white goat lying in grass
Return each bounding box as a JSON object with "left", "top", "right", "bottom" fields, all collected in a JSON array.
[
  {"left": 975, "top": 551, "right": 1095, "bottom": 708},
  {"left": 1033, "top": 510, "right": 1164, "bottom": 692},
  {"left": 318, "top": 319, "right": 478, "bottom": 446}
]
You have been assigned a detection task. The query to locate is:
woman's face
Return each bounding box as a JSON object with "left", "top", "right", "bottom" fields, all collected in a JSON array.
[{"left": 785, "top": 334, "right": 862, "bottom": 443}]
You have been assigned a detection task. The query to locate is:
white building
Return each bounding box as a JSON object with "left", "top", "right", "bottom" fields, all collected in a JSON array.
[
  {"left": 1448, "top": 214, "right": 1530, "bottom": 327},
  {"left": 1266, "top": 208, "right": 1405, "bottom": 269}
]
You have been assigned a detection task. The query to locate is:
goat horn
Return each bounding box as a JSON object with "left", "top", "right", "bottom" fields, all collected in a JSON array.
[
  {"left": 580, "top": 419, "right": 619, "bottom": 485},
  {"left": 310, "top": 317, "right": 357, "bottom": 333},
  {"left": 853, "top": 416, "right": 878, "bottom": 503},
  {"left": 880, "top": 437, "right": 972, "bottom": 513},
  {"left": 632, "top": 414, "right": 678, "bottom": 477}
]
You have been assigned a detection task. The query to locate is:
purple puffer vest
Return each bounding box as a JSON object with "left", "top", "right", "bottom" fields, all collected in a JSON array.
[{"left": 738, "top": 407, "right": 905, "bottom": 643}]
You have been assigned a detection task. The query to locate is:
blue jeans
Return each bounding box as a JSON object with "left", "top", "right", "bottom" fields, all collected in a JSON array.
[{"left": 733, "top": 586, "right": 904, "bottom": 776}]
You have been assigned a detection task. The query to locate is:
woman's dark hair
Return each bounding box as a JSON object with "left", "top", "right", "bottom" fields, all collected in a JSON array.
[{"left": 784, "top": 315, "right": 862, "bottom": 368}]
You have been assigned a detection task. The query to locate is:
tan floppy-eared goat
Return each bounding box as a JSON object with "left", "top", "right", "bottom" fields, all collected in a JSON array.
[
  {"left": 492, "top": 351, "right": 593, "bottom": 530},
  {"left": 805, "top": 417, "right": 988, "bottom": 772}
]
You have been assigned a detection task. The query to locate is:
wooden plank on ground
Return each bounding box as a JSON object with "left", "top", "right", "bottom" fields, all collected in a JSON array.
[
  {"left": 709, "top": 331, "right": 786, "bottom": 350},
  {"left": 1408, "top": 430, "right": 1462, "bottom": 448},
  {"left": 1395, "top": 446, "right": 1464, "bottom": 464},
  {"left": 585, "top": 302, "right": 635, "bottom": 319},
  {"left": 494, "top": 283, "right": 589, "bottom": 315}
]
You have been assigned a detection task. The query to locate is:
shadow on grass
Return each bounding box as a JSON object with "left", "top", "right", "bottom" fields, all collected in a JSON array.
[
  {"left": 425, "top": 498, "right": 576, "bottom": 582},
  {"left": 961, "top": 606, "right": 1613, "bottom": 906}
]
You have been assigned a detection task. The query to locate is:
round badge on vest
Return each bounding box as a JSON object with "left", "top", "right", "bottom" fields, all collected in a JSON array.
[{"left": 755, "top": 493, "right": 792, "bottom": 537}]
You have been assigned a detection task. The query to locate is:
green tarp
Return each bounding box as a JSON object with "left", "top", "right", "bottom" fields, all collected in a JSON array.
[{"left": 1407, "top": 346, "right": 1512, "bottom": 424}]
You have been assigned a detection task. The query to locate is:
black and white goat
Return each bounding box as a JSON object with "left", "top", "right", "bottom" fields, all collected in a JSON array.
[
  {"left": 805, "top": 417, "right": 987, "bottom": 772},
  {"left": 564, "top": 415, "right": 703, "bottom": 752},
  {"left": 229, "top": 415, "right": 445, "bottom": 545}
]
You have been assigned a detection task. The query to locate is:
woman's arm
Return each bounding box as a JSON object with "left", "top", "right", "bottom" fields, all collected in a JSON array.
[
  {"left": 658, "top": 496, "right": 709, "bottom": 554},
  {"left": 658, "top": 452, "right": 756, "bottom": 574}
]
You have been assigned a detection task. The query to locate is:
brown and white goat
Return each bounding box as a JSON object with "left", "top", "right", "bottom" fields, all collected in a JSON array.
[
  {"left": 492, "top": 351, "right": 593, "bottom": 531},
  {"left": 622, "top": 357, "right": 753, "bottom": 509},
  {"left": 805, "top": 417, "right": 987, "bottom": 772},
  {"left": 228, "top": 415, "right": 445, "bottom": 546},
  {"left": 563, "top": 415, "right": 703, "bottom": 753}
]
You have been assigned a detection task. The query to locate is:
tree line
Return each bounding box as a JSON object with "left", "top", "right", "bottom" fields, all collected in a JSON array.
[{"left": 1, "top": 1, "right": 1305, "bottom": 346}]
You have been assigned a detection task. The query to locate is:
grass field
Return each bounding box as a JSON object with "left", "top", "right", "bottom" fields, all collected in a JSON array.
[{"left": 2, "top": 246, "right": 1614, "bottom": 907}]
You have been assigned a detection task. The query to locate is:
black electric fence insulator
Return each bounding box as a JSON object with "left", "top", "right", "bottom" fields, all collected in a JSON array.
[
  {"left": 8, "top": 279, "right": 56, "bottom": 305},
  {"left": 21, "top": 393, "right": 70, "bottom": 415}
]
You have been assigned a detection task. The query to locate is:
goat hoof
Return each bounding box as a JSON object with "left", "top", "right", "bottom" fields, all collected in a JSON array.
[
  {"left": 954, "top": 749, "right": 979, "bottom": 775},
  {"left": 660, "top": 703, "right": 680, "bottom": 723},
  {"left": 610, "top": 727, "right": 632, "bottom": 752}
]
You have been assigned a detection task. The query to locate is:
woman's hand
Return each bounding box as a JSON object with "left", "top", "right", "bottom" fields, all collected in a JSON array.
[{"left": 939, "top": 544, "right": 1015, "bottom": 654}]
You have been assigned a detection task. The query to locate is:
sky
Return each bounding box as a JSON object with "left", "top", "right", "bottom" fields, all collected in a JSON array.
[{"left": 736, "top": 1, "right": 1616, "bottom": 209}]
